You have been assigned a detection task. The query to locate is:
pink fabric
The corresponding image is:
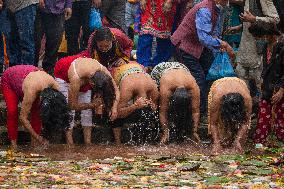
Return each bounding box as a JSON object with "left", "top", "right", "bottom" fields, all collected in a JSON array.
[
  {"left": 1, "top": 65, "right": 39, "bottom": 99},
  {"left": 171, "top": 0, "right": 218, "bottom": 59}
]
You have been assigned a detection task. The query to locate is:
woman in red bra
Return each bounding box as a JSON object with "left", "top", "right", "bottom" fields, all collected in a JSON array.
[
  {"left": 1, "top": 65, "right": 70, "bottom": 149},
  {"left": 54, "top": 57, "right": 120, "bottom": 146}
]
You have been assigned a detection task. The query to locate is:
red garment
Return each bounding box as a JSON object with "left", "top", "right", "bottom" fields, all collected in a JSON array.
[
  {"left": 2, "top": 84, "right": 42, "bottom": 141},
  {"left": 254, "top": 99, "right": 284, "bottom": 144},
  {"left": 87, "top": 28, "right": 133, "bottom": 58},
  {"left": 140, "top": 0, "right": 177, "bottom": 38},
  {"left": 1, "top": 65, "right": 39, "bottom": 99},
  {"left": 171, "top": 0, "right": 218, "bottom": 59},
  {"left": 54, "top": 53, "right": 92, "bottom": 92}
]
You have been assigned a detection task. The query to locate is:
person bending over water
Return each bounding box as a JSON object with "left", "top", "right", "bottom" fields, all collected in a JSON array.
[
  {"left": 1, "top": 65, "right": 70, "bottom": 149},
  {"left": 54, "top": 57, "right": 120, "bottom": 146},
  {"left": 151, "top": 62, "right": 200, "bottom": 144},
  {"left": 208, "top": 77, "right": 252, "bottom": 154},
  {"left": 111, "top": 62, "right": 159, "bottom": 144}
]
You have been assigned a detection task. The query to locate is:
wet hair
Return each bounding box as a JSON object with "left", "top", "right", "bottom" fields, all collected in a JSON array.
[
  {"left": 168, "top": 88, "right": 192, "bottom": 141},
  {"left": 40, "top": 87, "right": 71, "bottom": 140},
  {"left": 220, "top": 93, "right": 247, "bottom": 135},
  {"left": 128, "top": 106, "right": 159, "bottom": 144},
  {"left": 249, "top": 22, "right": 281, "bottom": 37},
  {"left": 91, "top": 71, "right": 116, "bottom": 120}
]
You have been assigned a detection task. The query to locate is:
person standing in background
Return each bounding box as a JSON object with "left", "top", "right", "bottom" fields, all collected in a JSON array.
[
  {"left": 171, "top": 0, "right": 234, "bottom": 118},
  {"left": 92, "top": 0, "right": 127, "bottom": 33},
  {"left": 223, "top": 0, "right": 244, "bottom": 48},
  {"left": 5, "top": 0, "right": 38, "bottom": 66},
  {"left": 35, "top": 0, "right": 72, "bottom": 74},
  {"left": 125, "top": 0, "right": 140, "bottom": 38},
  {"left": 136, "top": 0, "right": 177, "bottom": 70},
  {"left": 65, "top": 0, "right": 91, "bottom": 55},
  {"left": 226, "top": 0, "right": 279, "bottom": 92},
  {"left": 0, "top": 0, "right": 12, "bottom": 72}
]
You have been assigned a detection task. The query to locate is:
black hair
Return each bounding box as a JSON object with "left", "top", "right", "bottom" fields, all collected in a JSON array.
[
  {"left": 249, "top": 22, "right": 281, "bottom": 37},
  {"left": 168, "top": 88, "right": 192, "bottom": 142},
  {"left": 220, "top": 93, "right": 247, "bottom": 135},
  {"left": 91, "top": 71, "right": 116, "bottom": 120},
  {"left": 94, "top": 27, "right": 113, "bottom": 42},
  {"left": 40, "top": 87, "right": 71, "bottom": 140},
  {"left": 90, "top": 27, "right": 113, "bottom": 54},
  {"left": 270, "top": 37, "right": 284, "bottom": 65},
  {"left": 127, "top": 106, "right": 159, "bottom": 144}
]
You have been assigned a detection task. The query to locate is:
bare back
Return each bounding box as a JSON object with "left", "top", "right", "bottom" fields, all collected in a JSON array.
[
  {"left": 208, "top": 77, "right": 252, "bottom": 136},
  {"left": 209, "top": 78, "right": 251, "bottom": 115},
  {"left": 21, "top": 71, "right": 59, "bottom": 128},
  {"left": 119, "top": 73, "right": 158, "bottom": 106},
  {"left": 67, "top": 58, "right": 104, "bottom": 86}
]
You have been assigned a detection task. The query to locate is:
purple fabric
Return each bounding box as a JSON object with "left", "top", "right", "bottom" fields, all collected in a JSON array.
[
  {"left": 42, "top": 0, "right": 72, "bottom": 14},
  {"left": 171, "top": 0, "right": 218, "bottom": 59}
]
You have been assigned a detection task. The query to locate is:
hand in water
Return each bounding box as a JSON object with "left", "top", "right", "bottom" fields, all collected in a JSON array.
[
  {"left": 134, "top": 97, "right": 149, "bottom": 109},
  {"left": 145, "top": 98, "right": 156, "bottom": 111}
]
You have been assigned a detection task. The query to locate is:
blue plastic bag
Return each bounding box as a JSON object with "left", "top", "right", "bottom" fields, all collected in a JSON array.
[
  {"left": 89, "top": 8, "right": 102, "bottom": 32},
  {"left": 206, "top": 52, "right": 236, "bottom": 81}
]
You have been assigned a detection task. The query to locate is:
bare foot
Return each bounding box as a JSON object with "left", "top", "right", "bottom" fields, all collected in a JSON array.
[
  {"left": 83, "top": 127, "right": 92, "bottom": 146},
  {"left": 10, "top": 140, "right": 17, "bottom": 150}
]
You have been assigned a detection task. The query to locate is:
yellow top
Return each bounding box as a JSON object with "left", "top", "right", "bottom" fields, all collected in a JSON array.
[{"left": 112, "top": 63, "right": 145, "bottom": 86}]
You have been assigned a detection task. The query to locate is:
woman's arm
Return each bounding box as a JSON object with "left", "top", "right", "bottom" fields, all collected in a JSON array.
[
  {"left": 19, "top": 89, "right": 46, "bottom": 144},
  {"left": 149, "top": 83, "right": 159, "bottom": 111},
  {"left": 117, "top": 86, "right": 137, "bottom": 118},
  {"left": 68, "top": 76, "right": 96, "bottom": 110},
  {"left": 209, "top": 104, "right": 222, "bottom": 154},
  {"left": 233, "top": 95, "right": 252, "bottom": 153},
  {"left": 101, "top": 66, "right": 120, "bottom": 120},
  {"left": 188, "top": 83, "right": 201, "bottom": 142},
  {"left": 159, "top": 86, "right": 171, "bottom": 144}
]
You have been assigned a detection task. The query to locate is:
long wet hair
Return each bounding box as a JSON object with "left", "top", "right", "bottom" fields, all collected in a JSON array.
[
  {"left": 40, "top": 87, "right": 71, "bottom": 140},
  {"left": 220, "top": 93, "right": 247, "bottom": 135},
  {"left": 168, "top": 88, "right": 193, "bottom": 141},
  {"left": 91, "top": 71, "right": 116, "bottom": 120},
  {"left": 128, "top": 106, "right": 159, "bottom": 144}
]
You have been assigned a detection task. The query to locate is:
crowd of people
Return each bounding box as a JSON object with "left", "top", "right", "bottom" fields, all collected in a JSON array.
[{"left": 0, "top": 0, "right": 283, "bottom": 154}]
